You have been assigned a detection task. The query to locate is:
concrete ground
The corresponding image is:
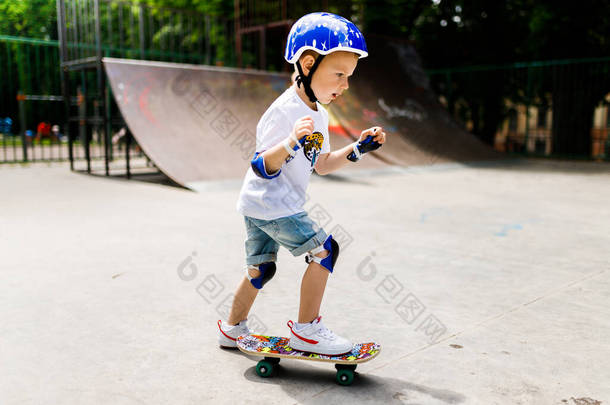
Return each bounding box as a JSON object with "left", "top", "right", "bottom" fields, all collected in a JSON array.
[{"left": 1, "top": 159, "right": 609, "bottom": 405}]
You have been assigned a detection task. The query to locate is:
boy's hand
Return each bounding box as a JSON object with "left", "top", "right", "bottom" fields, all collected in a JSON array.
[
  {"left": 282, "top": 116, "right": 313, "bottom": 161},
  {"left": 292, "top": 116, "right": 314, "bottom": 141},
  {"left": 347, "top": 126, "right": 387, "bottom": 162},
  {"left": 359, "top": 126, "right": 386, "bottom": 144}
]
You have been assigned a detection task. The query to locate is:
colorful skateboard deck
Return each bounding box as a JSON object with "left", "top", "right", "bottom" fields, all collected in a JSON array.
[{"left": 237, "top": 334, "right": 381, "bottom": 386}]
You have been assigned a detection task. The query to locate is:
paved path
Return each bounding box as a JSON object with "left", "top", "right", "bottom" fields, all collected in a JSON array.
[{"left": 1, "top": 159, "right": 608, "bottom": 404}]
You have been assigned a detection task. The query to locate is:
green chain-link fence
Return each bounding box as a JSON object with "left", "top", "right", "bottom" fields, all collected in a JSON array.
[
  {"left": 427, "top": 57, "right": 610, "bottom": 160},
  {"left": 3, "top": 33, "right": 610, "bottom": 162}
]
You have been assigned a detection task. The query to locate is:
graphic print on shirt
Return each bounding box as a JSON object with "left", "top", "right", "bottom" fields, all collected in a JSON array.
[{"left": 302, "top": 131, "right": 324, "bottom": 169}]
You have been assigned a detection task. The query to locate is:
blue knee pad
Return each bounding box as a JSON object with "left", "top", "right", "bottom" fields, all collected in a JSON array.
[
  {"left": 247, "top": 262, "right": 277, "bottom": 289},
  {"left": 305, "top": 235, "right": 340, "bottom": 273}
]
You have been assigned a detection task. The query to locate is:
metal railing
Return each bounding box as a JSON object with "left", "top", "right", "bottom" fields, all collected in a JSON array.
[
  {"left": 427, "top": 57, "right": 610, "bottom": 160},
  {"left": 0, "top": 35, "right": 67, "bottom": 164},
  {"left": 55, "top": 0, "right": 238, "bottom": 176},
  {"left": 59, "top": 0, "right": 234, "bottom": 66},
  {"left": 0, "top": 35, "right": 148, "bottom": 165},
  {"left": 2, "top": 1, "right": 235, "bottom": 166}
]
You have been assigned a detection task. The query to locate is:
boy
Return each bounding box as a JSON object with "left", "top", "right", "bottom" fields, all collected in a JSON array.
[{"left": 218, "top": 12, "right": 386, "bottom": 355}]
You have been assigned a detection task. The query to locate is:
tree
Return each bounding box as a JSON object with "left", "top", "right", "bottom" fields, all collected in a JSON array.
[
  {"left": 0, "top": 0, "right": 57, "bottom": 39},
  {"left": 527, "top": 0, "right": 610, "bottom": 156},
  {"left": 410, "top": 0, "right": 532, "bottom": 146},
  {"left": 409, "top": 0, "right": 610, "bottom": 156}
]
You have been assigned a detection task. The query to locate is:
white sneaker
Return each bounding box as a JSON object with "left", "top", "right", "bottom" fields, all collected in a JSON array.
[
  {"left": 287, "top": 316, "right": 353, "bottom": 355},
  {"left": 217, "top": 319, "right": 251, "bottom": 348}
]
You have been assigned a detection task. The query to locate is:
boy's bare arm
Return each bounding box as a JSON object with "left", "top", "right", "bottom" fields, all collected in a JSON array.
[
  {"left": 314, "top": 143, "right": 356, "bottom": 175},
  {"left": 259, "top": 137, "right": 298, "bottom": 174},
  {"left": 315, "top": 126, "right": 386, "bottom": 175},
  {"left": 261, "top": 116, "right": 314, "bottom": 174}
]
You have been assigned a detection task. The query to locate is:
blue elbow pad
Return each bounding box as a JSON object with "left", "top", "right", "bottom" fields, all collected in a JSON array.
[{"left": 251, "top": 152, "right": 281, "bottom": 179}]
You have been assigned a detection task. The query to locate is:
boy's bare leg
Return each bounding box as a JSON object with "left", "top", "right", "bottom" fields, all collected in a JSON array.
[
  {"left": 227, "top": 269, "right": 260, "bottom": 325},
  {"left": 298, "top": 250, "right": 330, "bottom": 323},
  {"left": 228, "top": 251, "right": 331, "bottom": 325}
]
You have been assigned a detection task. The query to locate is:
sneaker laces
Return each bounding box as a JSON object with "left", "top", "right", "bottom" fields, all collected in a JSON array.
[{"left": 315, "top": 322, "right": 337, "bottom": 341}]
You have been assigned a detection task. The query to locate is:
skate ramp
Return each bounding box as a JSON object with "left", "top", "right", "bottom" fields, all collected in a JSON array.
[
  {"left": 103, "top": 58, "right": 382, "bottom": 191},
  {"left": 104, "top": 47, "right": 496, "bottom": 190},
  {"left": 326, "top": 36, "right": 498, "bottom": 166}
]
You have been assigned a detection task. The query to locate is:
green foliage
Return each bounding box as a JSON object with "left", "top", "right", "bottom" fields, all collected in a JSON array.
[
  {"left": 0, "top": 0, "right": 58, "bottom": 39},
  {"left": 2, "top": 0, "right": 608, "bottom": 155},
  {"left": 408, "top": 0, "right": 610, "bottom": 154},
  {"left": 141, "top": 0, "right": 235, "bottom": 64},
  {"left": 411, "top": 0, "right": 532, "bottom": 68},
  {"left": 143, "top": 0, "right": 232, "bottom": 17},
  {"left": 361, "top": 0, "right": 428, "bottom": 38},
  {"left": 527, "top": 0, "right": 610, "bottom": 59}
]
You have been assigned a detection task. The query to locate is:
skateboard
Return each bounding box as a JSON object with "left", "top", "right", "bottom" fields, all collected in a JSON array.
[{"left": 236, "top": 334, "right": 381, "bottom": 386}]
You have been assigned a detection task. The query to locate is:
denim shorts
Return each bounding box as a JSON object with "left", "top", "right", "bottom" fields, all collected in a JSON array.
[{"left": 244, "top": 211, "right": 328, "bottom": 265}]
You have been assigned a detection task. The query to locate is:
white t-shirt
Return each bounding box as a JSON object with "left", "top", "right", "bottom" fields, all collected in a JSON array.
[{"left": 237, "top": 85, "right": 330, "bottom": 220}]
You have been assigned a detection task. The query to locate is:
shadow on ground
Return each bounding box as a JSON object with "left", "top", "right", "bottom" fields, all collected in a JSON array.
[
  {"left": 81, "top": 169, "right": 187, "bottom": 190},
  {"left": 241, "top": 363, "right": 466, "bottom": 404},
  {"left": 464, "top": 158, "right": 610, "bottom": 175}
]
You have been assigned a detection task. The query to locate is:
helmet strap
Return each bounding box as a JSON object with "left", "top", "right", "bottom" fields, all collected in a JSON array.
[{"left": 295, "top": 54, "right": 326, "bottom": 103}]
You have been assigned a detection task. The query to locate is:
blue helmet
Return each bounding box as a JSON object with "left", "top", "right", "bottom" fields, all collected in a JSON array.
[{"left": 284, "top": 12, "right": 368, "bottom": 64}]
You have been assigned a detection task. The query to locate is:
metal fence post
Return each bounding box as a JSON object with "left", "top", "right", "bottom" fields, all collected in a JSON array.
[
  {"left": 17, "top": 91, "right": 28, "bottom": 162},
  {"left": 445, "top": 71, "right": 453, "bottom": 116},
  {"left": 259, "top": 27, "right": 266, "bottom": 70},
  {"left": 125, "top": 126, "right": 131, "bottom": 179},
  {"left": 205, "top": 15, "right": 211, "bottom": 65},
  {"left": 93, "top": 0, "right": 109, "bottom": 176},
  {"left": 105, "top": 52, "right": 113, "bottom": 163},
  {"left": 139, "top": 3, "right": 146, "bottom": 59},
  {"left": 524, "top": 67, "right": 531, "bottom": 155},
  {"left": 56, "top": 0, "right": 74, "bottom": 170},
  {"left": 234, "top": 0, "right": 242, "bottom": 67}
]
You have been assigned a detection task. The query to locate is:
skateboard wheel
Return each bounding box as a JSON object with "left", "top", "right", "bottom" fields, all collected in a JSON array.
[
  {"left": 336, "top": 369, "right": 354, "bottom": 386},
  {"left": 256, "top": 360, "right": 275, "bottom": 378}
]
